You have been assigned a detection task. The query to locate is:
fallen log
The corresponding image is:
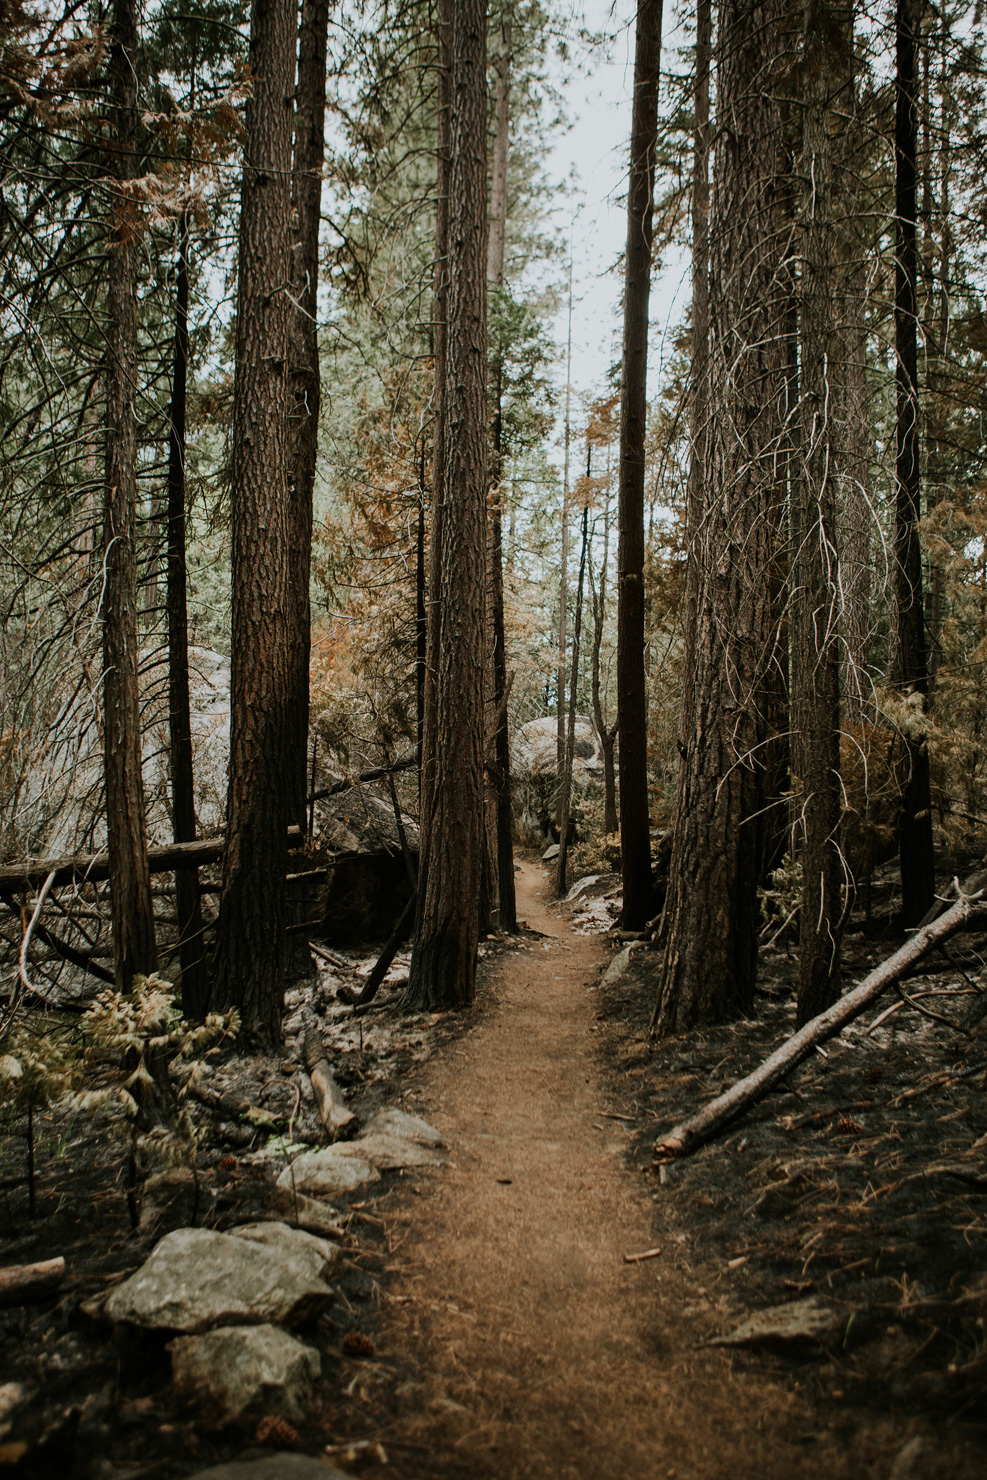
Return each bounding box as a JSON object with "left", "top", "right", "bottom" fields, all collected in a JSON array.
[
  {"left": 0, "top": 1257, "right": 65, "bottom": 1309},
  {"left": 0, "top": 826, "right": 304, "bottom": 894},
  {"left": 303, "top": 1025, "right": 357, "bottom": 1142},
  {"left": 653, "top": 886, "right": 987, "bottom": 1163}
]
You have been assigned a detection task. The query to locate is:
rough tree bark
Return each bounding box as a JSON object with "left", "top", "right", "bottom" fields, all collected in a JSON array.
[
  {"left": 165, "top": 209, "right": 208, "bottom": 1017},
  {"left": 486, "top": 2, "right": 517, "bottom": 933},
  {"left": 794, "top": 0, "right": 850, "bottom": 1025},
  {"left": 616, "top": 0, "right": 662, "bottom": 930},
  {"left": 653, "top": 0, "right": 786, "bottom": 1035},
  {"left": 102, "top": 0, "right": 157, "bottom": 991},
  {"left": 211, "top": 0, "right": 297, "bottom": 1044},
  {"left": 893, "top": 0, "right": 935, "bottom": 927},
  {"left": 406, "top": 0, "right": 487, "bottom": 1011},
  {"left": 556, "top": 502, "right": 589, "bottom": 897},
  {"left": 287, "top": 0, "right": 329, "bottom": 831}
]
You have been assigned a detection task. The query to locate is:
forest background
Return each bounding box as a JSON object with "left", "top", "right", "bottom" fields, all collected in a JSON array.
[{"left": 2, "top": 0, "right": 987, "bottom": 1054}]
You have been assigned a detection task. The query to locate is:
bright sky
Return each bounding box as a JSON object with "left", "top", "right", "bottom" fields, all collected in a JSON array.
[{"left": 546, "top": 0, "right": 690, "bottom": 408}]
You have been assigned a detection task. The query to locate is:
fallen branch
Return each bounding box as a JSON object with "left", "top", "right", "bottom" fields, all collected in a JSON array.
[
  {"left": 653, "top": 886, "right": 987, "bottom": 1163},
  {"left": 0, "top": 1257, "right": 65, "bottom": 1308},
  {"left": 308, "top": 752, "right": 418, "bottom": 804},
  {"left": 303, "top": 1024, "right": 357, "bottom": 1141},
  {"left": 354, "top": 891, "right": 417, "bottom": 1009},
  {"left": 0, "top": 826, "right": 304, "bottom": 894}
]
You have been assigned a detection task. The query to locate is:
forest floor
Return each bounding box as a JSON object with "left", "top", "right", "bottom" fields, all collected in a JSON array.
[{"left": 1, "top": 855, "right": 985, "bottom": 1478}]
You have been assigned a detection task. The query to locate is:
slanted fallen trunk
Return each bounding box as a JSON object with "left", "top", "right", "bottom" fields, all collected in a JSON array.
[
  {"left": 0, "top": 1257, "right": 65, "bottom": 1308},
  {"left": 356, "top": 890, "right": 417, "bottom": 1009},
  {"left": 654, "top": 887, "right": 987, "bottom": 1162},
  {"left": 303, "top": 1025, "right": 357, "bottom": 1141}
]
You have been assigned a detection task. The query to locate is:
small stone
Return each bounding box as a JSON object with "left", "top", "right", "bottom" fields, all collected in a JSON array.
[
  {"left": 188, "top": 1457, "right": 349, "bottom": 1480},
  {"left": 710, "top": 1298, "right": 843, "bottom": 1348},
  {"left": 600, "top": 943, "right": 647, "bottom": 988},
  {"left": 269, "top": 1190, "right": 348, "bottom": 1239},
  {"left": 363, "top": 1107, "right": 445, "bottom": 1148},
  {"left": 0, "top": 1383, "right": 26, "bottom": 1439},
  {"left": 542, "top": 844, "right": 560, "bottom": 862}
]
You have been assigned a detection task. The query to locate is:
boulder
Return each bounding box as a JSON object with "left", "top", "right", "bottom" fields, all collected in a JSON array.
[
  {"left": 513, "top": 715, "right": 603, "bottom": 777},
  {"left": 170, "top": 1323, "right": 321, "bottom": 1423},
  {"left": 188, "top": 1458, "right": 349, "bottom": 1480},
  {"left": 564, "top": 872, "right": 621, "bottom": 905},
  {"left": 98, "top": 1225, "right": 336, "bottom": 1333},
  {"left": 315, "top": 782, "right": 418, "bottom": 945},
  {"left": 275, "top": 1146, "right": 379, "bottom": 1198}
]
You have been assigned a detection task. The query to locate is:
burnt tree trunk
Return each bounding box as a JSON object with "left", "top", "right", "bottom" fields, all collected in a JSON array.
[
  {"left": 893, "top": 0, "right": 935, "bottom": 927},
  {"left": 794, "top": 0, "right": 850, "bottom": 1024},
  {"left": 165, "top": 209, "right": 207, "bottom": 1017},
  {"left": 287, "top": 0, "right": 329, "bottom": 831},
  {"left": 406, "top": 0, "right": 487, "bottom": 1010},
  {"left": 102, "top": 0, "right": 157, "bottom": 991},
  {"left": 211, "top": 0, "right": 297, "bottom": 1044},
  {"left": 616, "top": 0, "right": 662, "bottom": 930},
  {"left": 654, "top": 0, "right": 786, "bottom": 1035},
  {"left": 486, "top": 3, "right": 517, "bottom": 933}
]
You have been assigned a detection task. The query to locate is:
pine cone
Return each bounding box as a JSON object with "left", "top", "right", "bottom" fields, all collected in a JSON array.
[
  {"left": 255, "top": 1414, "right": 299, "bottom": 1448},
  {"left": 342, "top": 1330, "right": 375, "bottom": 1359}
]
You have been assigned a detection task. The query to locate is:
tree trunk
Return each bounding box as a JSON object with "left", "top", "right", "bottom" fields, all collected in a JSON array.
[
  {"left": 556, "top": 502, "right": 588, "bottom": 897},
  {"left": 653, "top": 0, "right": 786, "bottom": 1035},
  {"left": 406, "top": 0, "right": 487, "bottom": 1011},
  {"left": 794, "top": 0, "right": 850, "bottom": 1025},
  {"left": 893, "top": 0, "right": 935, "bottom": 927},
  {"left": 616, "top": 0, "right": 662, "bottom": 931},
  {"left": 166, "top": 209, "right": 208, "bottom": 1018},
  {"left": 486, "top": 3, "right": 516, "bottom": 934},
  {"left": 287, "top": 0, "right": 329, "bottom": 831},
  {"left": 102, "top": 0, "right": 157, "bottom": 991},
  {"left": 590, "top": 482, "right": 618, "bottom": 836},
  {"left": 211, "top": 0, "right": 297, "bottom": 1044}
]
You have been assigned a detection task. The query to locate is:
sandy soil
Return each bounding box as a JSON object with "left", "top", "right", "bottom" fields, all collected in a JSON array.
[{"left": 362, "top": 860, "right": 926, "bottom": 1480}]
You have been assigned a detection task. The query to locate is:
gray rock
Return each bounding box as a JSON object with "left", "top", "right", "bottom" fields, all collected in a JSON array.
[
  {"left": 275, "top": 1145, "right": 379, "bottom": 1197},
  {"left": 99, "top": 1226, "right": 336, "bottom": 1332},
  {"left": 0, "top": 1382, "right": 27, "bottom": 1439},
  {"left": 710, "top": 1297, "right": 843, "bottom": 1348},
  {"left": 514, "top": 715, "right": 603, "bottom": 778},
  {"left": 227, "top": 1222, "right": 341, "bottom": 1283},
  {"left": 542, "top": 843, "right": 560, "bottom": 862},
  {"left": 269, "top": 1190, "right": 348, "bottom": 1238},
  {"left": 364, "top": 1107, "right": 445, "bottom": 1147},
  {"left": 170, "top": 1323, "right": 320, "bottom": 1422},
  {"left": 346, "top": 1132, "right": 447, "bottom": 1170},
  {"left": 564, "top": 872, "right": 621, "bottom": 905},
  {"left": 600, "top": 942, "right": 647, "bottom": 988},
  {"left": 188, "top": 1458, "right": 349, "bottom": 1480}
]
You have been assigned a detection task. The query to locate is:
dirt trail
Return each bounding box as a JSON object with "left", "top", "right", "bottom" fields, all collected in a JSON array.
[{"left": 371, "top": 861, "right": 871, "bottom": 1480}]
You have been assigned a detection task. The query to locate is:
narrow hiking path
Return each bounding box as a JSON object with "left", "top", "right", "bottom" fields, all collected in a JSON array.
[{"left": 362, "top": 860, "right": 887, "bottom": 1480}]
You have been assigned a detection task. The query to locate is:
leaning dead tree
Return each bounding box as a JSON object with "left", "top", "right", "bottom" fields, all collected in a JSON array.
[{"left": 653, "top": 883, "right": 987, "bottom": 1161}]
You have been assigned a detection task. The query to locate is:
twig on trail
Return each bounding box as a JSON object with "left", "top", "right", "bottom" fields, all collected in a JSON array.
[
  {"left": 623, "top": 1247, "right": 662, "bottom": 1263},
  {"left": 653, "top": 885, "right": 987, "bottom": 1163},
  {"left": 309, "top": 942, "right": 351, "bottom": 970},
  {"left": 603, "top": 1111, "right": 638, "bottom": 1122}
]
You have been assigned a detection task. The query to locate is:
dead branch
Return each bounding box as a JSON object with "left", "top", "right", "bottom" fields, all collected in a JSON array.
[
  {"left": 355, "top": 891, "right": 416, "bottom": 1009},
  {"left": 653, "top": 887, "right": 987, "bottom": 1162},
  {"left": 308, "top": 751, "right": 418, "bottom": 804},
  {"left": 303, "top": 1024, "right": 358, "bottom": 1141},
  {"left": 0, "top": 1257, "right": 65, "bottom": 1308},
  {"left": 0, "top": 825, "right": 304, "bottom": 893}
]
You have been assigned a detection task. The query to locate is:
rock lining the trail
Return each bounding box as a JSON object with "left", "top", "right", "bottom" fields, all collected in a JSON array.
[
  {"left": 188, "top": 1456, "right": 349, "bottom": 1480},
  {"left": 170, "top": 1322, "right": 321, "bottom": 1422},
  {"left": 709, "top": 1297, "right": 844, "bottom": 1348},
  {"left": 275, "top": 1145, "right": 379, "bottom": 1196},
  {"left": 97, "top": 1224, "right": 338, "bottom": 1332}
]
